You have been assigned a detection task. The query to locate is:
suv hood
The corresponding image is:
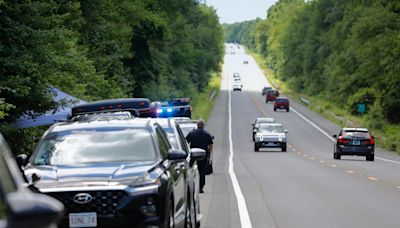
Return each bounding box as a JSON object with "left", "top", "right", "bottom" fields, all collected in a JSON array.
[{"left": 24, "top": 161, "right": 159, "bottom": 189}]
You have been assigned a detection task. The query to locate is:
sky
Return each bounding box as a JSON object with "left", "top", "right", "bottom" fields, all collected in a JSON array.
[{"left": 205, "top": 0, "right": 280, "bottom": 24}]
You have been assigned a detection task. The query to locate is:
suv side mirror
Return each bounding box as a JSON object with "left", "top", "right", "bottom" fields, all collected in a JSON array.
[
  {"left": 333, "top": 134, "right": 337, "bottom": 138},
  {"left": 7, "top": 191, "right": 64, "bottom": 228},
  {"left": 189, "top": 148, "right": 206, "bottom": 167},
  {"left": 251, "top": 123, "right": 255, "bottom": 127},
  {"left": 190, "top": 148, "right": 206, "bottom": 161},
  {"left": 211, "top": 135, "right": 215, "bottom": 140},
  {"left": 167, "top": 149, "right": 187, "bottom": 162},
  {"left": 16, "top": 154, "right": 28, "bottom": 169},
  {"left": 284, "top": 129, "right": 288, "bottom": 133}
]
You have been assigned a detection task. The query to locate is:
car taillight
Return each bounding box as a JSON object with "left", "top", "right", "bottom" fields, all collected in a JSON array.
[
  {"left": 363, "top": 137, "right": 374, "bottom": 145},
  {"left": 338, "top": 137, "right": 349, "bottom": 144}
]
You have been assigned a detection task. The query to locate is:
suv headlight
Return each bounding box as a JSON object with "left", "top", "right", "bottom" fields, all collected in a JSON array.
[
  {"left": 120, "top": 173, "right": 161, "bottom": 187},
  {"left": 256, "top": 134, "right": 263, "bottom": 141},
  {"left": 278, "top": 135, "right": 286, "bottom": 142}
]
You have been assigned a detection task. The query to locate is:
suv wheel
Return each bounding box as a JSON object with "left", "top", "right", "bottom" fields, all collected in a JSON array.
[
  {"left": 334, "top": 152, "right": 341, "bottom": 160},
  {"left": 185, "top": 191, "right": 196, "bottom": 228},
  {"left": 366, "top": 154, "right": 374, "bottom": 161},
  {"left": 282, "top": 145, "right": 287, "bottom": 152},
  {"left": 286, "top": 107, "right": 290, "bottom": 112},
  {"left": 167, "top": 198, "right": 174, "bottom": 228},
  {"left": 254, "top": 144, "right": 259, "bottom": 152},
  {"left": 274, "top": 108, "right": 277, "bottom": 112}
]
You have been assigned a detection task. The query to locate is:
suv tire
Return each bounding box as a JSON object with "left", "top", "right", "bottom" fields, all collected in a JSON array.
[
  {"left": 366, "top": 154, "right": 374, "bottom": 161},
  {"left": 254, "top": 144, "right": 259, "bottom": 152},
  {"left": 334, "top": 152, "right": 341, "bottom": 160},
  {"left": 282, "top": 145, "right": 287, "bottom": 152}
]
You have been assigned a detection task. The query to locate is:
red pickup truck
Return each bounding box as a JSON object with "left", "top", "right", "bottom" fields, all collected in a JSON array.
[
  {"left": 266, "top": 90, "right": 279, "bottom": 102},
  {"left": 274, "top": 97, "right": 290, "bottom": 112}
]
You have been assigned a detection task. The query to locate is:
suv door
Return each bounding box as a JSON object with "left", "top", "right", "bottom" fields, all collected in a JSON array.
[{"left": 155, "top": 126, "right": 187, "bottom": 225}]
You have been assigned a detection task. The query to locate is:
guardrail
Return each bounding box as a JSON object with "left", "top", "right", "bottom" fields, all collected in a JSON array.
[
  {"left": 300, "top": 96, "right": 310, "bottom": 105},
  {"left": 209, "top": 90, "right": 216, "bottom": 101}
]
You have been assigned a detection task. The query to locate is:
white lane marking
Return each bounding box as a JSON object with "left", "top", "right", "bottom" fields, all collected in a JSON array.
[
  {"left": 290, "top": 107, "right": 400, "bottom": 165},
  {"left": 228, "top": 70, "right": 253, "bottom": 228}
]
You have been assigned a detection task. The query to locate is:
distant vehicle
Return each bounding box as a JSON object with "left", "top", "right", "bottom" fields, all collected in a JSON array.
[
  {"left": 233, "top": 72, "right": 240, "bottom": 78},
  {"left": 71, "top": 98, "right": 151, "bottom": 118},
  {"left": 274, "top": 97, "right": 290, "bottom": 112},
  {"left": 0, "top": 134, "right": 63, "bottom": 228},
  {"left": 333, "top": 128, "right": 375, "bottom": 161},
  {"left": 233, "top": 83, "right": 242, "bottom": 91},
  {"left": 262, "top": 86, "right": 272, "bottom": 96},
  {"left": 177, "top": 121, "right": 198, "bottom": 137},
  {"left": 252, "top": 117, "right": 275, "bottom": 141},
  {"left": 243, "top": 60, "right": 248, "bottom": 64},
  {"left": 17, "top": 118, "right": 203, "bottom": 228},
  {"left": 233, "top": 77, "right": 243, "bottom": 87},
  {"left": 157, "top": 98, "right": 192, "bottom": 118},
  {"left": 266, "top": 90, "right": 280, "bottom": 102},
  {"left": 254, "top": 123, "right": 288, "bottom": 152}
]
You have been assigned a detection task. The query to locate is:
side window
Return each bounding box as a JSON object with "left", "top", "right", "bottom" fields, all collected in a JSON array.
[
  {"left": 0, "top": 151, "right": 17, "bottom": 220},
  {"left": 156, "top": 127, "right": 171, "bottom": 158},
  {"left": 0, "top": 194, "right": 6, "bottom": 220},
  {"left": 175, "top": 124, "right": 190, "bottom": 154}
]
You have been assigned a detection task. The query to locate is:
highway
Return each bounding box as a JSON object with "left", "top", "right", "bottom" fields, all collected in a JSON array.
[{"left": 199, "top": 44, "right": 400, "bottom": 228}]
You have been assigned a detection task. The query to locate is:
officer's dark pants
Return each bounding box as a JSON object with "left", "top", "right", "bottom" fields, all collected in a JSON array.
[{"left": 197, "top": 157, "right": 207, "bottom": 190}]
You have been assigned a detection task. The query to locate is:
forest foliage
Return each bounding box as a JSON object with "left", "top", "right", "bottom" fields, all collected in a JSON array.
[
  {"left": 0, "top": 0, "right": 224, "bottom": 153},
  {"left": 223, "top": 0, "right": 400, "bottom": 125}
]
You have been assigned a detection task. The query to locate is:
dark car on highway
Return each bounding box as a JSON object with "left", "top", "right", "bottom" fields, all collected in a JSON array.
[
  {"left": 177, "top": 121, "right": 198, "bottom": 138},
  {"left": 262, "top": 86, "right": 272, "bottom": 96},
  {"left": 333, "top": 128, "right": 375, "bottom": 161},
  {"left": 155, "top": 118, "right": 205, "bottom": 228},
  {"left": 274, "top": 97, "right": 290, "bottom": 112},
  {"left": 71, "top": 98, "right": 151, "bottom": 118},
  {"left": 18, "top": 117, "right": 205, "bottom": 228},
  {"left": 0, "top": 134, "right": 63, "bottom": 228},
  {"left": 252, "top": 117, "right": 275, "bottom": 141},
  {"left": 266, "top": 90, "right": 279, "bottom": 102},
  {"left": 156, "top": 98, "right": 192, "bottom": 118}
]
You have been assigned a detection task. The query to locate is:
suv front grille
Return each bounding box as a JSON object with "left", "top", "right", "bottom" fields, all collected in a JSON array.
[{"left": 47, "top": 190, "right": 127, "bottom": 217}]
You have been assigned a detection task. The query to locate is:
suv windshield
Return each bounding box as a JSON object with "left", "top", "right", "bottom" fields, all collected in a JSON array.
[
  {"left": 33, "top": 128, "right": 156, "bottom": 165},
  {"left": 256, "top": 118, "right": 274, "bottom": 124},
  {"left": 259, "top": 125, "right": 284, "bottom": 133}
]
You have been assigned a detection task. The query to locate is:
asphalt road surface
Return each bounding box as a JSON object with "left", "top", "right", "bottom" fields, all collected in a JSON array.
[{"left": 199, "top": 44, "right": 400, "bottom": 228}]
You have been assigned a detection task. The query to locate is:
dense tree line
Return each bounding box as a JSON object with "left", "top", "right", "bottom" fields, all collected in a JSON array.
[
  {"left": 224, "top": 0, "right": 400, "bottom": 124},
  {"left": 0, "top": 0, "right": 223, "bottom": 153}
]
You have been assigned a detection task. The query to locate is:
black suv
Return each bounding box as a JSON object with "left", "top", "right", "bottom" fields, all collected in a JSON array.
[
  {"left": 155, "top": 118, "right": 205, "bottom": 228},
  {"left": 333, "top": 128, "right": 375, "bottom": 161},
  {"left": 0, "top": 134, "right": 63, "bottom": 228},
  {"left": 18, "top": 117, "right": 205, "bottom": 227}
]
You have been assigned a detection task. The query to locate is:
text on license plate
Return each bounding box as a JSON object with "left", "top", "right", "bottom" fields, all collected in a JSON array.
[
  {"left": 353, "top": 141, "right": 360, "bottom": 145},
  {"left": 69, "top": 212, "right": 97, "bottom": 227}
]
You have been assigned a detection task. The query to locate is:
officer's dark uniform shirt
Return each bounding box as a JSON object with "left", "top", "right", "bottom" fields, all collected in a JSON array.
[{"left": 186, "top": 128, "right": 213, "bottom": 153}]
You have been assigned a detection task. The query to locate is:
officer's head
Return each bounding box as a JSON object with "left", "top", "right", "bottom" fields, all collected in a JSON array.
[{"left": 197, "top": 119, "right": 205, "bottom": 129}]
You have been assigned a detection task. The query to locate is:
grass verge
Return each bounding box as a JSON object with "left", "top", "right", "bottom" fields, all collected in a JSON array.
[
  {"left": 248, "top": 49, "right": 400, "bottom": 155},
  {"left": 191, "top": 72, "right": 221, "bottom": 121}
]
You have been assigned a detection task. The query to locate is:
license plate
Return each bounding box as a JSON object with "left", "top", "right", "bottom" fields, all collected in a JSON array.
[
  {"left": 353, "top": 141, "right": 360, "bottom": 145},
  {"left": 280, "top": 106, "right": 285, "bottom": 108},
  {"left": 69, "top": 212, "right": 97, "bottom": 227}
]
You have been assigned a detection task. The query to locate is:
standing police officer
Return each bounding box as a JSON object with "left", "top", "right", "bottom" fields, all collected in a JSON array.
[{"left": 186, "top": 119, "right": 213, "bottom": 193}]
